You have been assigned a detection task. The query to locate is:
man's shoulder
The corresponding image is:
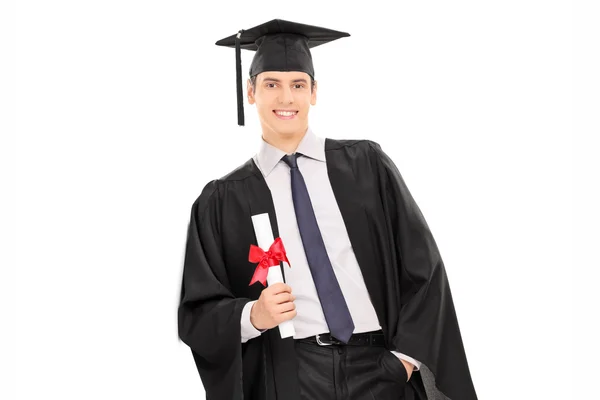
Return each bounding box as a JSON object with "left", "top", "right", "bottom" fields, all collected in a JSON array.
[
  {"left": 325, "top": 137, "right": 382, "bottom": 158},
  {"left": 218, "top": 157, "right": 257, "bottom": 182},
  {"left": 190, "top": 158, "right": 256, "bottom": 208},
  {"left": 325, "top": 137, "right": 380, "bottom": 150}
]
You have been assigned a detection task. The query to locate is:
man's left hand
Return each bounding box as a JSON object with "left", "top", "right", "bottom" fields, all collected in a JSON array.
[{"left": 399, "top": 359, "right": 414, "bottom": 382}]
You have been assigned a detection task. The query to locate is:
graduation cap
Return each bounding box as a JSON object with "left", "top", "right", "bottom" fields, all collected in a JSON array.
[{"left": 215, "top": 19, "right": 350, "bottom": 126}]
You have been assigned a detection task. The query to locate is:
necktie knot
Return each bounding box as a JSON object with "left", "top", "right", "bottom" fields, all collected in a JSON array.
[{"left": 282, "top": 153, "right": 300, "bottom": 169}]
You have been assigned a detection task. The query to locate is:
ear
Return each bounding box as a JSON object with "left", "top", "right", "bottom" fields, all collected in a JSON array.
[
  {"left": 310, "top": 80, "right": 317, "bottom": 106},
  {"left": 247, "top": 78, "right": 255, "bottom": 105}
]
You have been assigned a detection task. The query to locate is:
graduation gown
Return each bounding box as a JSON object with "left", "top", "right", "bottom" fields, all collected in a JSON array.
[{"left": 178, "top": 138, "right": 478, "bottom": 400}]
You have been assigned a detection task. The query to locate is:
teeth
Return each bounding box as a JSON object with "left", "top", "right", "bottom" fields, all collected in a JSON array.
[{"left": 275, "top": 111, "right": 296, "bottom": 116}]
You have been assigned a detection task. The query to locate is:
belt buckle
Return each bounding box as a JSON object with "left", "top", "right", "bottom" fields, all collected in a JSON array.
[{"left": 316, "top": 334, "right": 342, "bottom": 346}]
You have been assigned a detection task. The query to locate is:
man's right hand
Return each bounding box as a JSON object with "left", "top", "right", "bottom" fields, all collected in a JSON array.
[{"left": 250, "top": 283, "right": 297, "bottom": 330}]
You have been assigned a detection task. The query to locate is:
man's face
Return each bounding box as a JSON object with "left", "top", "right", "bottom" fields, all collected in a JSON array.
[{"left": 247, "top": 71, "right": 317, "bottom": 137}]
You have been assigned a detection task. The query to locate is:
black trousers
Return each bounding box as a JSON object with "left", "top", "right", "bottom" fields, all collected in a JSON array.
[{"left": 294, "top": 340, "right": 427, "bottom": 400}]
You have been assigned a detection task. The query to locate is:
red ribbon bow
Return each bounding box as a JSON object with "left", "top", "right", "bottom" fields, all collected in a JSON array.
[{"left": 248, "top": 237, "right": 291, "bottom": 286}]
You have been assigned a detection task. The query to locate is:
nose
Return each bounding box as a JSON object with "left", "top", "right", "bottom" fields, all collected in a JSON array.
[{"left": 278, "top": 85, "right": 293, "bottom": 104}]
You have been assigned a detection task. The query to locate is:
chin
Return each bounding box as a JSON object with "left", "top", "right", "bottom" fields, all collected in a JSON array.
[
  {"left": 267, "top": 121, "right": 304, "bottom": 136},
  {"left": 276, "top": 125, "right": 301, "bottom": 135}
]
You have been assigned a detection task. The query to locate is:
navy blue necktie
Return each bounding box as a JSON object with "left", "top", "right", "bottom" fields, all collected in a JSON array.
[{"left": 282, "top": 153, "right": 355, "bottom": 343}]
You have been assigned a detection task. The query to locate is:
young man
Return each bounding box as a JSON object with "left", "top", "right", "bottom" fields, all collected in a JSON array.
[{"left": 178, "top": 19, "right": 478, "bottom": 400}]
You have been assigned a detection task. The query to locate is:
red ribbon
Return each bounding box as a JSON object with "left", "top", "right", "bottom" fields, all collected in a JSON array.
[{"left": 248, "top": 237, "right": 291, "bottom": 286}]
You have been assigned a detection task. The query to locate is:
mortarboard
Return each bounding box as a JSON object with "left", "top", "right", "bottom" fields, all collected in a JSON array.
[{"left": 215, "top": 19, "right": 350, "bottom": 126}]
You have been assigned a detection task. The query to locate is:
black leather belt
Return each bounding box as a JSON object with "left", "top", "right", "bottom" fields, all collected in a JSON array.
[{"left": 296, "top": 330, "right": 386, "bottom": 347}]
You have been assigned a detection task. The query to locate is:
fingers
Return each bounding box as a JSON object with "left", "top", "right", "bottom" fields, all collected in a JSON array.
[
  {"left": 276, "top": 305, "right": 297, "bottom": 322},
  {"left": 272, "top": 292, "right": 296, "bottom": 304},
  {"left": 257, "top": 283, "right": 297, "bottom": 325},
  {"left": 268, "top": 283, "right": 292, "bottom": 295},
  {"left": 275, "top": 300, "right": 296, "bottom": 313}
]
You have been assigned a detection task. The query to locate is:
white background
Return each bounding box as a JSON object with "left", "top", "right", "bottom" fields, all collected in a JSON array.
[{"left": 5, "top": 0, "right": 597, "bottom": 399}]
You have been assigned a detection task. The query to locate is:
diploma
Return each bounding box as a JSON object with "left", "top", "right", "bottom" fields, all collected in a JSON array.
[{"left": 251, "top": 213, "right": 296, "bottom": 339}]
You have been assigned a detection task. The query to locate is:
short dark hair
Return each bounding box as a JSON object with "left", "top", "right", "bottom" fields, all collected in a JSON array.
[{"left": 249, "top": 74, "right": 316, "bottom": 94}]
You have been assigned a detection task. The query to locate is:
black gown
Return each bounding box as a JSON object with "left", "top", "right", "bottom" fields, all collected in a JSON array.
[{"left": 178, "top": 138, "right": 478, "bottom": 400}]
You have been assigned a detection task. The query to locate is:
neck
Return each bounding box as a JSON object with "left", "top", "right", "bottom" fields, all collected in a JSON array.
[{"left": 261, "top": 126, "right": 308, "bottom": 155}]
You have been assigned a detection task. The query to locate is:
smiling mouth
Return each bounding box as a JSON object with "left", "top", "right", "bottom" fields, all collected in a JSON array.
[{"left": 273, "top": 110, "right": 298, "bottom": 119}]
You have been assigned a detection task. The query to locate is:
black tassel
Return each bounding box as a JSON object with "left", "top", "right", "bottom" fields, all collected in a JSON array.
[{"left": 235, "top": 29, "right": 245, "bottom": 126}]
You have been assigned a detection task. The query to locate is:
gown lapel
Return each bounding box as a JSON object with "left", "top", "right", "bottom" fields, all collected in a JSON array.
[
  {"left": 324, "top": 138, "right": 388, "bottom": 334},
  {"left": 245, "top": 158, "right": 301, "bottom": 400}
]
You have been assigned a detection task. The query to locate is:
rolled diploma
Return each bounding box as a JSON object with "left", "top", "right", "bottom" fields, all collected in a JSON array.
[{"left": 251, "top": 213, "right": 296, "bottom": 339}]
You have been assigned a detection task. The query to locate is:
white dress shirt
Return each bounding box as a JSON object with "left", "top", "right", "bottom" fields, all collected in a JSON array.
[{"left": 240, "top": 127, "right": 421, "bottom": 370}]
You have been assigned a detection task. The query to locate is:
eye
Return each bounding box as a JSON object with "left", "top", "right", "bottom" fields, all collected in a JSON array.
[
  {"left": 266, "top": 83, "right": 277, "bottom": 88},
  {"left": 293, "top": 84, "right": 305, "bottom": 89}
]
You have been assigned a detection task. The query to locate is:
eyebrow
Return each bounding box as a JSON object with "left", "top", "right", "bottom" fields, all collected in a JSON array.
[{"left": 262, "top": 77, "right": 309, "bottom": 84}]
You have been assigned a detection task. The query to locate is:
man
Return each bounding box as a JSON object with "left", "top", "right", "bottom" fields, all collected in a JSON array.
[{"left": 178, "top": 19, "right": 478, "bottom": 400}]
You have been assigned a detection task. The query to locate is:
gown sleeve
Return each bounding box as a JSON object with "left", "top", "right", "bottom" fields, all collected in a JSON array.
[
  {"left": 177, "top": 179, "right": 251, "bottom": 400},
  {"left": 368, "top": 141, "right": 478, "bottom": 400}
]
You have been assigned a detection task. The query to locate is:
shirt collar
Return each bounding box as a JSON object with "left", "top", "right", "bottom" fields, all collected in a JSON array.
[{"left": 256, "top": 127, "right": 326, "bottom": 177}]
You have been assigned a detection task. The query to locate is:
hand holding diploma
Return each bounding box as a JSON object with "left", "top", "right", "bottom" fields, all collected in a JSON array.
[
  {"left": 249, "top": 283, "right": 297, "bottom": 331},
  {"left": 249, "top": 213, "right": 296, "bottom": 338}
]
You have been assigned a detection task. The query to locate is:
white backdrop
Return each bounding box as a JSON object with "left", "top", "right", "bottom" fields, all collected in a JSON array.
[{"left": 8, "top": 0, "right": 592, "bottom": 399}]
